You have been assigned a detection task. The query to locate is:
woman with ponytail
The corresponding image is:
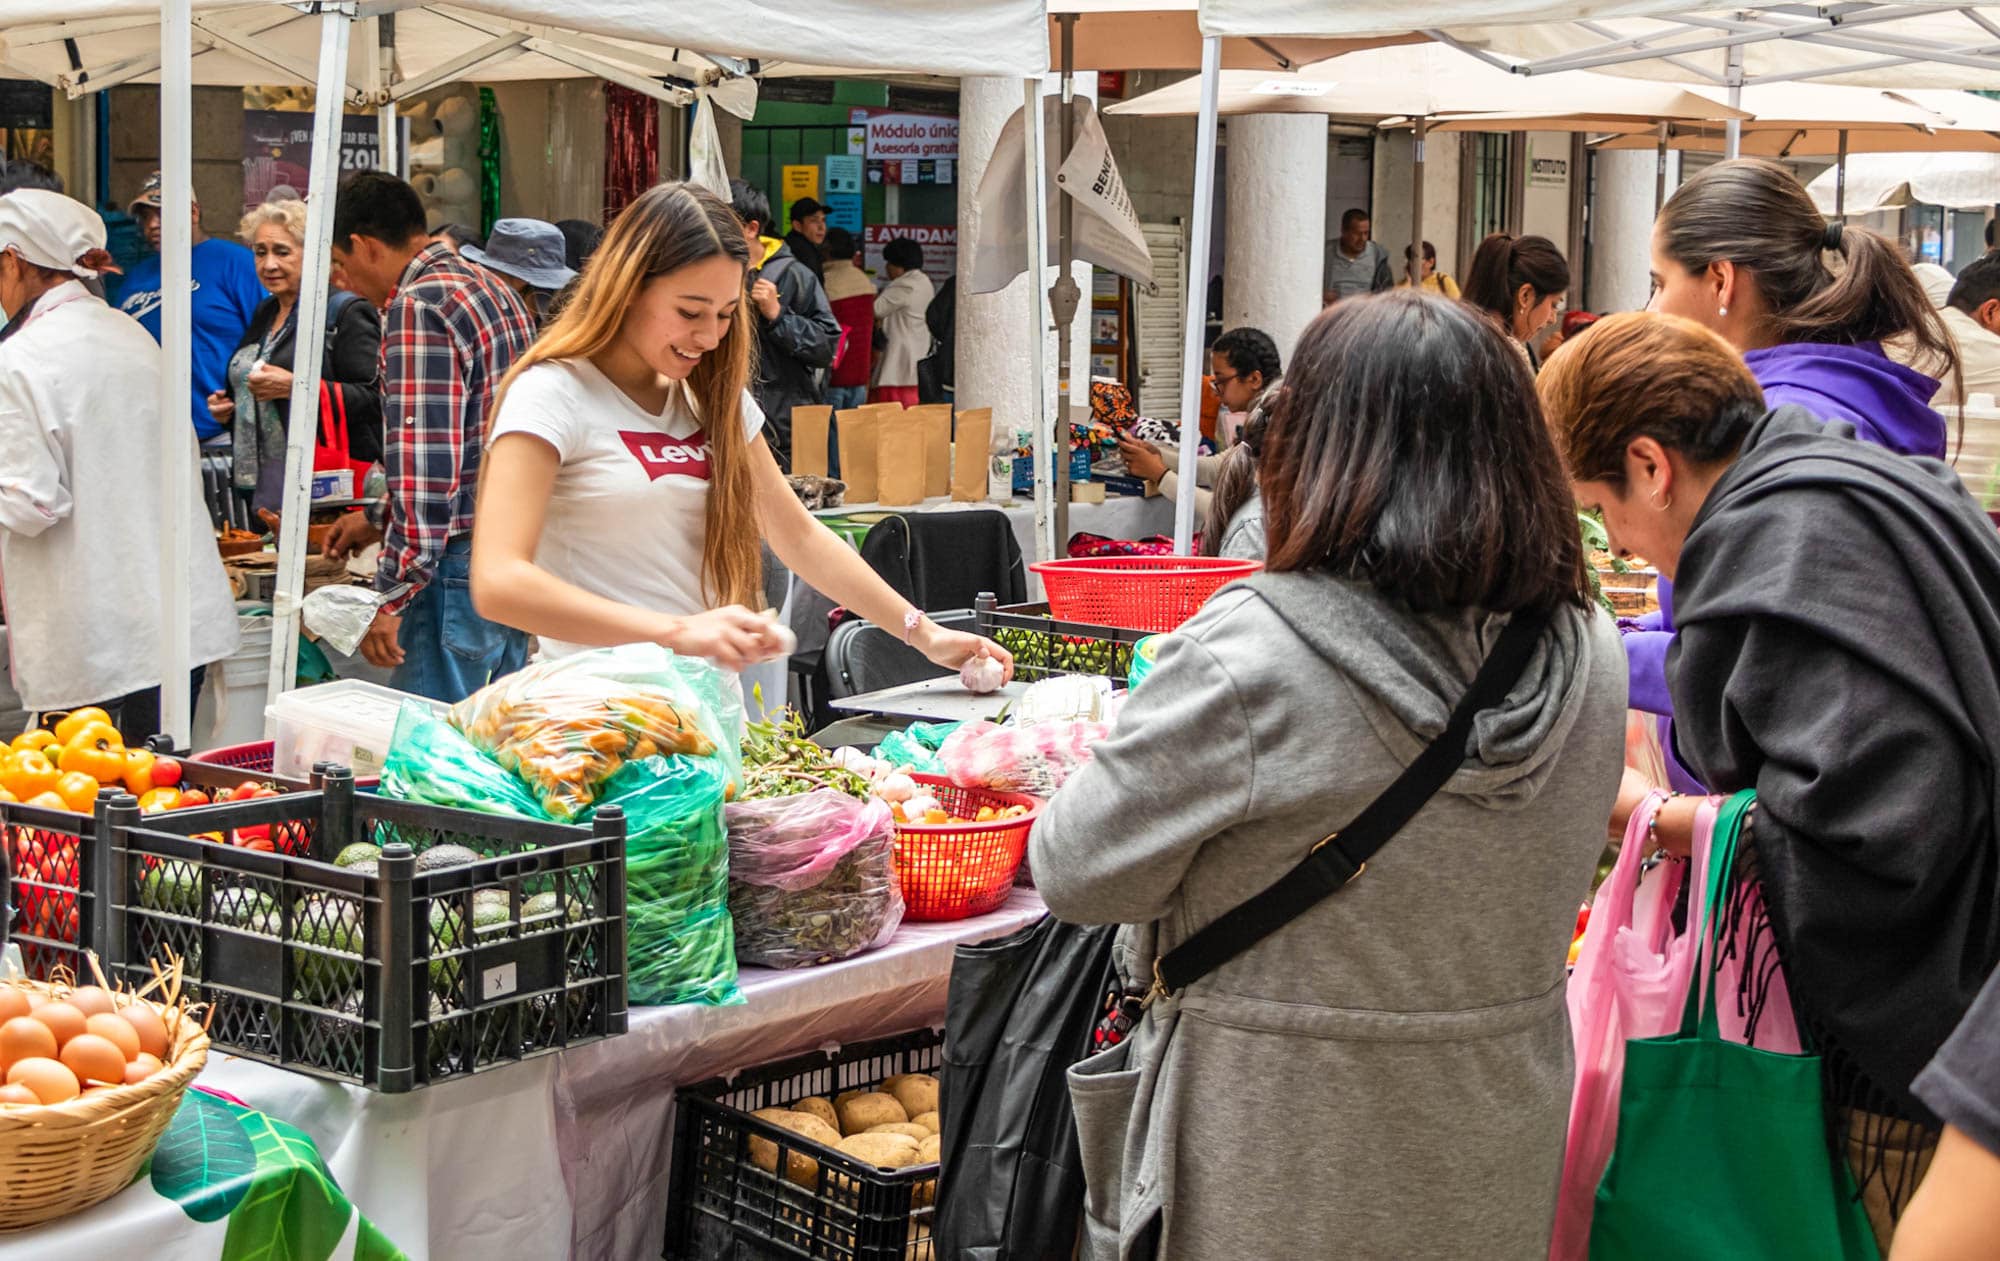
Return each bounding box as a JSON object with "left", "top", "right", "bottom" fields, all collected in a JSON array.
[
  {"left": 470, "top": 182, "right": 1010, "bottom": 678},
  {"left": 1461, "top": 232, "right": 1570, "bottom": 365},
  {"left": 1625, "top": 158, "right": 1961, "bottom": 792}
]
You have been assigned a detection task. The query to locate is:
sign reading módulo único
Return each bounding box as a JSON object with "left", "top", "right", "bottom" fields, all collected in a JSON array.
[{"left": 864, "top": 113, "right": 959, "bottom": 162}]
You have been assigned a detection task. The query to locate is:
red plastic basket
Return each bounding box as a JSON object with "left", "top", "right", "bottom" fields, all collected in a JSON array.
[
  {"left": 889, "top": 774, "right": 1040, "bottom": 921},
  {"left": 192, "top": 741, "right": 278, "bottom": 774},
  {"left": 1029, "top": 556, "right": 1261, "bottom": 633}
]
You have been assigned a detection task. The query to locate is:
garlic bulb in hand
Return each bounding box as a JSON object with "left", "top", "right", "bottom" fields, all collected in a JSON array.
[{"left": 960, "top": 650, "right": 1006, "bottom": 695}]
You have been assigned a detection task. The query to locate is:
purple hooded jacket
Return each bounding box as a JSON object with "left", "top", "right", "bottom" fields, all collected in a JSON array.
[{"left": 1622, "top": 341, "right": 1945, "bottom": 791}]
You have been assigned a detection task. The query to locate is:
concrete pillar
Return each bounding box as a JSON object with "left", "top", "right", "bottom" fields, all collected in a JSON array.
[
  {"left": 1586, "top": 147, "right": 1671, "bottom": 315},
  {"left": 1221, "top": 113, "right": 1326, "bottom": 360},
  {"left": 1369, "top": 128, "right": 1465, "bottom": 288},
  {"left": 957, "top": 76, "right": 1044, "bottom": 451}
]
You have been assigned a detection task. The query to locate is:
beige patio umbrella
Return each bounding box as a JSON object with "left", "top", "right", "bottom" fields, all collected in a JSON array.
[
  {"left": 1048, "top": 0, "right": 1415, "bottom": 71},
  {"left": 1805, "top": 151, "right": 2000, "bottom": 215}
]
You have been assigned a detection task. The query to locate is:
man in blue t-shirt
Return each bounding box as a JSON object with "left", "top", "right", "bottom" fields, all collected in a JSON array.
[{"left": 116, "top": 172, "right": 266, "bottom": 442}]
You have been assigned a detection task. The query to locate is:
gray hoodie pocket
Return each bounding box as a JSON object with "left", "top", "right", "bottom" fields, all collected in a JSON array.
[{"left": 1068, "top": 1037, "right": 1142, "bottom": 1258}]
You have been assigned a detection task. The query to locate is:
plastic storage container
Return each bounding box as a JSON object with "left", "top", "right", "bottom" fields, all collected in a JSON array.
[
  {"left": 106, "top": 776, "right": 629, "bottom": 1092},
  {"left": 667, "top": 1028, "right": 943, "bottom": 1261},
  {"left": 268, "top": 679, "right": 444, "bottom": 781}
]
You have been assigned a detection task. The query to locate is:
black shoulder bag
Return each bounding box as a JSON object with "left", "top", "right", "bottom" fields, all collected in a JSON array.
[{"left": 939, "top": 605, "right": 1552, "bottom": 1259}]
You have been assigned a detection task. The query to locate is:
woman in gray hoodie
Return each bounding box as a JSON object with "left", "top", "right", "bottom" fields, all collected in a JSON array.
[{"left": 1032, "top": 292, "right": 1629, "bottom": 1260}]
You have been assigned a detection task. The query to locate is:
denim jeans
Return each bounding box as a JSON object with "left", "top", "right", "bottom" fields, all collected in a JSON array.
[
  {"left": 390, "top": 537, "right": 528, "bottom": 703},
  {"left": 822, "top": 385, "right": 868, "bottom": 477}
]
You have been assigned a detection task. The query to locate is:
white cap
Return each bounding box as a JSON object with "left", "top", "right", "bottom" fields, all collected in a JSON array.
[{"left": 0, "top": 189, "right": 110, "bottom": 278}]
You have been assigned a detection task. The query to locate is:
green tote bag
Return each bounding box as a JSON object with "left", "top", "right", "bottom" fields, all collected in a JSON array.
[{"left": 1589, "top": 791, "right": 1881, "bottom": 1261}]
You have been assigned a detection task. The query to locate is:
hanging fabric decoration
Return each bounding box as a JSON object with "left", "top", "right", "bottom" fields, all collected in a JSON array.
[
  {"left": 604, "top": 84, "right": 660, "bottom": 222},
  {"left": 478, "top": 87, "right": 502, "bottom": 238}
]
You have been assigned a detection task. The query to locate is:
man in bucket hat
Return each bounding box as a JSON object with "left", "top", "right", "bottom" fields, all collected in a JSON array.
[{"left": 462, "top": 218, "right": 576, "bottom": 326}]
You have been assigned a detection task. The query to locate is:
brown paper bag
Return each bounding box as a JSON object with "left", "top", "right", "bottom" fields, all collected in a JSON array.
[
  {"left": 952, "top": 407, "right": 993, "bottom": 501},
  {"left": 909, "top": 404, "right": 953, "bottom": 499},
  {"left": 789, "top": 405, "right": 832, "bottom": 478},
  {"left": 837, "top": 408, "right": 881, "bottom": 503},
  {"left": 877, "top": 410, "right": 926, "bottom": 506}
]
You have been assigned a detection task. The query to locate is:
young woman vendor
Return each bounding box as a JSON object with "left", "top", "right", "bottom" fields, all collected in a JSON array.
[{"left": 469, "top": 182, "right": 1011, "bottom": 680}]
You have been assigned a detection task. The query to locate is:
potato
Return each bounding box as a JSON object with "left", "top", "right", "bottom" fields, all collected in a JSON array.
[
  {"left": 910, "top": 1111, "right": 940, "bottom": 1136},
  {"left": 887, "top": 1074, "right": 939, "bottom": 1120},
  {"left": 865, "top": 1122, "right": 934, "bottom": 1141},
  {"left": 836, "top": 1131, "right": 922, "bottom": 1170},
  {"left": 748, "top": 1110, "right": 842, "bottom": 1188},
  {"left": 837, "top": 1091, "right": 909, "bottom": 1136},
  {"left": 793, "top": 1097, "right": 840, "bottom": 1132},
  {"left": 907, "top": 1222, "right": 934, "bottom": 1261},
  {"left": 917, "top": 1133, "right": 941, "bottom": 1164}
]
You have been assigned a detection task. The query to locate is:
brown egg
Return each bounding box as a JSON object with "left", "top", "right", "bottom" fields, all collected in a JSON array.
[
  {"left": 122, "top": 1053, "right": 164, "bottom": 1086},
  {"left": 0, "top": 1016, "right": 58, "bottom": 1070},
  {"left": 7, "top": 1056, "right": 80, "bottom": 1105},
  {"left": 0, "top": 1083, "right": 40, "bottom": 1106},
  {"left": 58, "top": 1033, "right": 127, "bottom": 1088},
  {"left": 84, "top": 1012, "right": 140, "bottom": 1061},
  {"left": 66, "top": 986, "right": 117, "bottom": 1018},
  {"left": 31, "top": 1002, "right": 86, "bottom": 1049},
  {"left": 117, "top": 1002, "right": 170, "bottom": 1061},
  {"left": 0, "top": 987, "right": 31, "bottom": 1024}
]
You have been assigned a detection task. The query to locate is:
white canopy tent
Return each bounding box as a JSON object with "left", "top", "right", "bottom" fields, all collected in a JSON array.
[
  {"left": 1806, "top": 150, "right": 2000, "bottom": 213},
  {"left": 0, "top": 0, "right": 1052, "bottom": 743}
]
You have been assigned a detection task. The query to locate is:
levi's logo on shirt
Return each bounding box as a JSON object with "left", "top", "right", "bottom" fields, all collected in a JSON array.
[{"left": 620, "top": 430, "right": 711, "bottom": 481}]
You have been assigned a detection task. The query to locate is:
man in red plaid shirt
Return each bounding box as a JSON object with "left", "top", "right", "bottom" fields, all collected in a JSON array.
[{"left": 322, "top": 172, "right": 535, "bottom": 701}]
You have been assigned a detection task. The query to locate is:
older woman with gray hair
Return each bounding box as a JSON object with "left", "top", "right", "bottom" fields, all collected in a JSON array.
[{"left": 207, "top": 198, "right": 382, "bottom": 515}]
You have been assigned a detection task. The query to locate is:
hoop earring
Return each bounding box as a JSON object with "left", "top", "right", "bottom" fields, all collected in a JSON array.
[{"left": 1651, "top": 491, "right": 1674, "bottom": 511}]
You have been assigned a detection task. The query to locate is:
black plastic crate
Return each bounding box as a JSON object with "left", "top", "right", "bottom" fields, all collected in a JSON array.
[
  {"left": 666, "top": 1029, "right": 944, "bottom": 1261},
  {"left": 105, "top": 775, "right": 628, "bottom": 1092},
  {"left": 2, "top": 756, "right": 325, "bottom": 983},
  {"left": 975, "top": 593, "right": 1149, "bottom": 684}
]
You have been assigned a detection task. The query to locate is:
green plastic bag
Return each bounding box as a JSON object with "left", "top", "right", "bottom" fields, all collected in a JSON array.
[
  {"left": 381, "top": 702, "right": 547, "bottom": 820},
  {"left": 1589, "top": 791, "right": 1880, "bottom": 1261},
  {"left": 587, "top": 753, "right": 741, "bottom": 1007},
  {"left": 874, "top": 721, "right": 960, "bottom": 775}
]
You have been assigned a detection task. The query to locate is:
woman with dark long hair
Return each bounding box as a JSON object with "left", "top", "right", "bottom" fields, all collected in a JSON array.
[
  {"left": 1462, "top": 232, "right": 1570, "bottom": 360},
  {"left": 469, "top": 183, "right": 1009, "bottom": 677},
  {"left": 1543, "top": 311, "right": 2000, "bottom": 1251},
  {"left": 1033, "top": 291, "right": 1626, "bottom": 1258}
]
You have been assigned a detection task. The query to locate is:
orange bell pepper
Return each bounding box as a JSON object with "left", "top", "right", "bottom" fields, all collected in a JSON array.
[
  {"left": 137, "top": 787, "right": 183, "bottom": 814},
  {"left": 59, "top": 725, "right": 127, "bottom": 785},
  {"left": 52, "top": 706, "right": 112, "bottom": 746},
  {"left": 121, "top": 748, "right": 158, "bottom": 796},
  {"left": 11, "top": 729, "right": 58, "bottom": 755},
  {"left": 24, "top": 791, "right": 68, "bottom": 811},
  {"left": 0, "top": 749, "right": 59, "bottom": 801},
  {"left": 54, "top": 771, "right": 98, "bottom": 814}
]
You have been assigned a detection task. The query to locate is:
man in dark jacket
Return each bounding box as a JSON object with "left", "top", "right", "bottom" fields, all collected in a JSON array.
[
  {"left": 785, "top": 196, "right": 827, "bottom": 281},
  {"left": 731, "top": 180, "right": 838, "bottom": 471}
]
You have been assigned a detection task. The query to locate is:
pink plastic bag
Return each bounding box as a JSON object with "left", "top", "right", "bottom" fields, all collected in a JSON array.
[
  {"left": 1551, "top": 791, "right": 1717, "bottom": 1261},
  {"left": 724, "top": 790, "right": 904, "bottom": 969},
  {"left": 941, "top": 720, "right": 1109, "bottom": 796}
]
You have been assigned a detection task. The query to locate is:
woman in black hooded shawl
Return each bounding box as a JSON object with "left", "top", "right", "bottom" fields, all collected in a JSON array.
[{"left": 1539, "top": 310, "right": 2000, "bottom": 1254}]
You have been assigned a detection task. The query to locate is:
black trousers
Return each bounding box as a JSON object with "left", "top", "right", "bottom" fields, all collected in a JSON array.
[{"left": 46, "top": 667, "right": 209, "bottom": 749}]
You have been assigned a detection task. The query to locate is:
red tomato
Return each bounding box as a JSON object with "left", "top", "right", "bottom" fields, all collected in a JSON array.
[
  {"left": 234, "top": 824, "right": 272, "bottom": 849},
  {"left": 232, "top": 781, "right": 263, "bottom": 802},
  {"left": 150, "top": 758, "right": 182, "bottom": 788},
  {"left": 176, "top": 788, "right": 211, "bottom": 809}
]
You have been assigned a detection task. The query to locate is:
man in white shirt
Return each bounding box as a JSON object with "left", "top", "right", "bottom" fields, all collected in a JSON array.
[
  {"left": 0, "top": 190, "right": 238, "bottom": 741},
  {"left": 1935, "top": 254, "right": 2000, "bottom": 408}
]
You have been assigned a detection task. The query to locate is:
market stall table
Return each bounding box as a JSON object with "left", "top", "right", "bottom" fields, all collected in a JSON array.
[{"left": 193, "top": 888, "right": 1047, "bottom": 1261}]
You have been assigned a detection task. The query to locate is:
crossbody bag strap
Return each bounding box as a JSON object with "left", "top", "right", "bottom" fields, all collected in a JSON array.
[{"left": 1154, "top": 604, "right": 1553, "bottom": 996}]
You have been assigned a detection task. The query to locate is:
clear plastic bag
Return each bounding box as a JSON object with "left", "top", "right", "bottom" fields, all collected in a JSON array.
[
  {"left": 381, "top": 701, "right": 548, "bottom": 820},
  {"left": 590, "top": 752, "right": 741, "bottom": 1006},
  {"left": 449, "top": 644, "right": 744, "bottom": 822},
  {"left": 300, "top": 585, "right": 388, "bottom": 657},
  {"left": 725, "top": 790, "right": 903, "bottom": 969},
  {"left": 941, "top": 719, "right": 1109, "bottom": 796}
]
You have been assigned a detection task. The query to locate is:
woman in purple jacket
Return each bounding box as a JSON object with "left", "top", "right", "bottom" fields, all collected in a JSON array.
[{"left": 1624, "top": 158, "right": 1960, "bottom": 789}]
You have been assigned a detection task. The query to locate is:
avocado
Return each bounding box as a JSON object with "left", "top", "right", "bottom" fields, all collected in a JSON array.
[
  {"left": 292, "top": 894, "right": 364, "bottom": 996},
  {"left": 334, "top": 842, "right": 382, "bottom": 869},
  {"left": 522, "top": 892, "right": 584, "bottom": 925},
  {"left": 140, "top": 860, "right": 199, "bottom": 915},
  {"left": 211, "top": 886, "right": 276, "bottom": 932},
  {"left": 415, "top": 844, "right": 481, "bottom": 873}
]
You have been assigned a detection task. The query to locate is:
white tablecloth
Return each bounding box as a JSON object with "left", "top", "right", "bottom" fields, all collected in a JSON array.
[{"left": 198, "top": 890, "right": 1046, "bottom": 1260}]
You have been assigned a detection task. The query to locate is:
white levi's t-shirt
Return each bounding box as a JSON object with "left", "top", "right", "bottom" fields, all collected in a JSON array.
[{"left": 485, "top": 358, "right": 765, "bottom": 659}]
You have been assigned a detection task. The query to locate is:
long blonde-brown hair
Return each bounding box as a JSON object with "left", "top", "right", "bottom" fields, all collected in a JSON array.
[{"left": 490, "top": 182, "right": 760, "bottom": 609}]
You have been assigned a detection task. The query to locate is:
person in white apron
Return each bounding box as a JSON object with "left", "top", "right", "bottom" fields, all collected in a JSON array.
[{"left": 0, "top": 190, "right": 238, "bottom": 741}]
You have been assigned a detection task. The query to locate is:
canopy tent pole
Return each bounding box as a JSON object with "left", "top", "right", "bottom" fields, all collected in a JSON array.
[
  {"left": 1173, "top": 35, "right": 1220, "bottom": 557},
  {"left": 1050, "top": 12, "right": 1078, "bottom": 555},
  {"left": 372, "top": 14, "right": 401, "bottom": 177},
  {"left": 1836, "top": 127, "right": 1848, "bottom": 216},
  {"left": 1724, "top": 43, "right": 1744, "bottom": 159},
  {"left": 265, "top": 8, "right": 353, "bottom": 721},
  {"left": 1655, "top": 120, "right": 1669, "bottom": 211},
  {"left": 157, "top": 0, "right": 194, "bottom": 747},
  {"left": 1024, "top": 77, "right": 1055, "bottom": 564},
  {"left": 1409, "top": 116, "right": 1428, "bottom": 286}
]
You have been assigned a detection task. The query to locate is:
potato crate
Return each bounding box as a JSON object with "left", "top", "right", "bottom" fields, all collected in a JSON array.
[
  {"left": 104, "top": 774, "right": 628, "bottom": 1092},
  {"left": 974, "top": 593, "right": 1149, "bottom": 685},
  {"left": 666, "top": 1028, "right": 944, "bottom": 1261},
  {"left": 2, "top": 756, "right": 322, "bottom": 983}
]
